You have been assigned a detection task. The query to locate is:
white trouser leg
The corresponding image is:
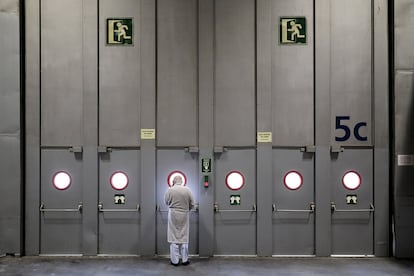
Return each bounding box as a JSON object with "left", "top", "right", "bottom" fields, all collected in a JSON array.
[
  {"left": 181, "top": 243, "right": 189, "bottom": 263},
  {"left": 170, "top": 243, "right": 180, "bottom": 264}
]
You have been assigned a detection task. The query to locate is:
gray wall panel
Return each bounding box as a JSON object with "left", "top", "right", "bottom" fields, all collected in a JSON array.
[
  {"left": 198, "top": 0, "right": 215, "bottom": 257},
  {"left": 394, "top": 71, "right": 414, "bottom": 196},
  {"left": 0, "top": 2, "right": 20, "bottom": 134},
  {"left": 331, "top": 0, "right": 372, "bottom": 146},
  {"left": 157, "top": 0, "right": 198, "bottom": 147},
  {"left": 82, "top": 0, "right": 99, "bottom": 255},
  {"left": 214, "top": 0, "right": 255, "bottom": 146},
  {"left": 25, "top": 0, "right": 41, "bottom": 255},
  {"left": 394, "top": 0, "right": 414, "bottom": 258},
  {"left": 0, "top": 94, "right": 20, "bottom": 134},
  {"left": 395, "top": 0, "right": 414, "bottom": 70},
  {"left": 139, "top": 0, "right": 157, "bottom": 256},
  {"left": 99, "top": 0, "right": 141, "bottom": 146},
  {"left": 41, "top": 0, "right": 83, "bottom": 146},
  {"left": 0, "top": 0, "right": 20, "bottom": 255},
  {"left": 0, "top": 138, "right": 21, "bottom": 213},
  {"left": 314, "top": 0, "right": 331, "bottom": 257},
  {"left": 0, "top": 137, "right": 20, "bottom": 254},
  {"left": 394, "top": 197, "right": 414, "bottom": 257},
  {"left": 374, "top": 0, "right": 389, "bottom": 257},
  {"left": 271, "top": 0, "right": 314, "bottom": 146},
  {"left": 256, "top": 0, "right": 273, "bottom": 257}
]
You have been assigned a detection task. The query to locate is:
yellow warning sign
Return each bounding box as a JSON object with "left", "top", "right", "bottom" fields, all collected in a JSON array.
[
  {"left": 257, "top": 132, "right": 272, "bottom": 143},
  {"left": 141, "top": 129, "right": 156, "bottom": 140}
]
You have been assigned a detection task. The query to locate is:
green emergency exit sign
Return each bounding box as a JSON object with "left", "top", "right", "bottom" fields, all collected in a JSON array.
[
  {"left": 202, "top": 158, "right": 211, "bottom": 173},
  {"left": 280, "top": 17, "right": 307, "bottom": 45},
  {"left": 230, "top": 195, "right": 241, "bottom": 205},
  {"left": 107, "top": 18, "right": 133, "bottom": 45}
]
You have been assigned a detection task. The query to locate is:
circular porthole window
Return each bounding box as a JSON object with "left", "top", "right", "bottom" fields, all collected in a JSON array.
[
  {"left": 168, "top": 171, "right": 187, "bottom": 187},
  {"left": 225, "top": 171, "right": 245, "bottom": 191},
  {"left": 110, "top": 171, "right": 129, "bottom": 190},
  {"left": 283, "top": 171, "right": 303, "bottom": 190},
  {"left": 52, "top": 171, "right": 72, "bottom": 190},
  {"left": 342, "top": 170, "right": 361, "bottom": 190}
]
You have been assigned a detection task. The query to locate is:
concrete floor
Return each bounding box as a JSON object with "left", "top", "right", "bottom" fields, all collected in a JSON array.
[{"left": 1, "top": 256, "right": 414, "bottom": 276}]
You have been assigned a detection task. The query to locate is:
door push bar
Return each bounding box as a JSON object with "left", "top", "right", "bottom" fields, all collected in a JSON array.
[
  {"left": 40, "top": 202, "right": 83, "bottom": 213},
  {"left": 272, "top": 202, "right": 315, "bottom": 213},
  {"left": 98, "top": 202, "right": 140, "bottom": 212},
  {"left": 214, "top": 203, "right": 257, "bottom": 213},
  {"left": 156, "top": 203, "right": 199, "bottom": 212},
  {"left": 331, "top": 202, "right": 375, "bottom": 213}
]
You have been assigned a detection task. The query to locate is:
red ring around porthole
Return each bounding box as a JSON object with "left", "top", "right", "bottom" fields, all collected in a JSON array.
[
  {"left": 225, "top": 171, "right": 245, "bottom": 191},
  {"left": 283, "top": 170, "right": 303, "bottom": 190},
  {"left": 167, "top": 171, "right": 187, "bottom": 187},
  {"left": 110, "top": 171, "right": 129, "bottom": 191},
  {"left": 342, "top": 170, "right": 361, "bottom": 190},
  {"left": 52, "top": 171, "right": 72, "bottom": 190}
]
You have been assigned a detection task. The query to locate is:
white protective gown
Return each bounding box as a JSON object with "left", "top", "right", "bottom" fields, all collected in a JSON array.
[{"left": 164, "top": 184, "right": 194, "bottom": 244}]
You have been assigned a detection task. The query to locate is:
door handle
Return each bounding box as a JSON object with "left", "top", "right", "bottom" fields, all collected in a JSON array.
[
  {"left": 157, "top": 203, "right": 199, "bottom": 213},
  {"left": 69, "top": 146, "right": 83, "bottom": 153},
  {"left": 272, "top": 202, "right": 315, "bottom": 213},
  {"left": 97, "top": 146, "right": 112, "bottom": 153},
  {"left": 98, "top": 202, "right": 140, "bottom": 212},
  {"left": 300, "top": 145, "right": 316, "bottom": 153},
  {"left": 156, "top": 205, "right": 168, "bottom": 212},
  {"left": 214, "top": 203, "right": 256, "bottom": 213},
  {"left": 331, "top": 202, "right": 374, "bottom": 212},
  {"left": 40, "top": 202, "right": 83, "bottom": 213}
]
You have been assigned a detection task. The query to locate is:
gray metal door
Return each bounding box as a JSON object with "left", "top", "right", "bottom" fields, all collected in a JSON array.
[
  {"left": 40, "top": 149, "right": 83, "bottom": 254},
  {"left": 156, "top": 149, "right": 199, "bottom": 255},
  {"left": 329, "top": 0, "right": 374, "bottom": 256},
  {"left": 331, "top": 149, "right": 374, "bottom": 255},
  {"left": 98, "top": 149, "right": 140, "bottom": 255},
  {"left": 39, "top": 0, "right": 84, "bottom": 255},
  {"left": 156, "top": 0, "right": 199, "bottom": 256},
  {"left": 214, "top": 149, "right": 256, "bottom": 255},
  {"left": 98, "top": 0, "right": 142, "bottom": 255},
  {"left": 268, "top": 0, "right": 315, "bottom": 256},
  {"left": 272, "top": 149, "right": 315, "bottom": 255}
]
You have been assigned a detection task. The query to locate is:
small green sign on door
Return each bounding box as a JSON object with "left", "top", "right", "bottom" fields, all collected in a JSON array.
[
  {"left": 107, "top": 18, "right": 133, "bottom": 45},
  {"left": 202, "top": 158, "right": 211, "bottom": 173},
  {"left": 230, "top": 195, "right": 241, "bottom": 205},
  {"left": 114, "top": 194, "right": 126, "bottom": 204},
  {"left": 280, "top": 17, "right": 307, "bottom": 45}
]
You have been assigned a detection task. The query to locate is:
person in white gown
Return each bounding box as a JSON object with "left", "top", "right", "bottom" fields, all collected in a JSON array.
[{"left": 164, "top": 175, "right": 195, "bottom": 266}]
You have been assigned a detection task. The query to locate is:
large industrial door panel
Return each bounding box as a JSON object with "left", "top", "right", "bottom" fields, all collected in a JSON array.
[
  {"left": 41, "top": 0, "right": 83, "bottom": 146},
  {"left": 331, "top": 149, "right": 374, "bottom": 255},
  {"left": 272, "top": 149, "right": 314, "bottom": 255},
  {"left": 99, "top": 0, "right": 141, "bottom": 147},
  {"left": 271, "top": 0, "right": 314, "bottom": 147},
  {"left": 331, "top": 0, "right": 372, "bottom": 146},
  {"left": 156, "top": 150, "right": 199, "bottom": 255},
  {"left": 214, "top": 0, "right": 255, "bottom": 147},
  {"left": 98, "top": 149, "right": 140, "bottom": 255},
  {"left": 40, "top": 150, "right": 83, "bottom": 254},
  {"left": 157, "top": 0, "right": 198, "bottom": 147},
  {"left": 214, "top": 149, "right": 256, "bottom": 255}
]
